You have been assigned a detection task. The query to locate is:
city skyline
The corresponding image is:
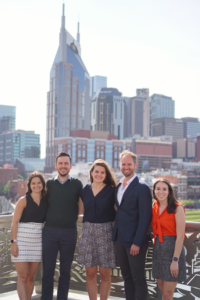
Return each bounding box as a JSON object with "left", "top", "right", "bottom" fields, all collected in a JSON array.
[{"left": 0, "top": 0, "right": 200, "bottom": 158}]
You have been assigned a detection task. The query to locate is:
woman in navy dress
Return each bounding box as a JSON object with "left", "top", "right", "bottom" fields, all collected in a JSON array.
[{"left": 78, "top": 159, "right": 117, "bottom": 300}]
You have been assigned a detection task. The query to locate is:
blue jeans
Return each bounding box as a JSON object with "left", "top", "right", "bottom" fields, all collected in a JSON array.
[{"left": 42, "top": 226, "right": 77, "bottom": 300}]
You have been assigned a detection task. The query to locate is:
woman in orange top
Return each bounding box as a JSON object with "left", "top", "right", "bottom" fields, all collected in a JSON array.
[{"left": 152, "top": 178, "right": 186, "bottom": 300}]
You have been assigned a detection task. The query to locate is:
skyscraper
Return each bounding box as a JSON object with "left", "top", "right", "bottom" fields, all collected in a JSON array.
[
  {"left": 149, "top": 94, "right": 175, "bottom": 135},
  {"left": 124, "top": 89, "right": 149, "bottom": 138},
  {"left": 46, "top": 4, "right": 90, "bottom": 168},
  {"left": 0, "top": 105, "right": 16, "bottom": 134},
  {"left": 90, "top": 76, "right": 107, "bottom": 98},
  {"left": 91, "top": 88, "right": 125, "bottom": 140}
]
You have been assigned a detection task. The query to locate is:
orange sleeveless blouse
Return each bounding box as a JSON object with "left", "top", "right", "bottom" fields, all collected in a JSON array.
[{"left": 152, "top": 200, "right": 185, "bottom": 244}]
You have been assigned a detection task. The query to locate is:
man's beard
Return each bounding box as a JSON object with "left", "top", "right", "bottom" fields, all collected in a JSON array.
[
  {"left": 122, "top": 170, "right": 134, "bottom": 177},
  {"left": 58, "top": 170, "right": 69, "bottom": 178}
]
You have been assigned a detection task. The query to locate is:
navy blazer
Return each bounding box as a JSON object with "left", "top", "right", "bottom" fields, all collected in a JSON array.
[{"left": 112, "top": 176, "right": 152, "bottom": 248}]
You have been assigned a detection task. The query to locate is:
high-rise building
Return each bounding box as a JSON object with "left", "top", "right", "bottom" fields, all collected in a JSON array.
[
  {"left": 124, "top": 89, "right": 149, "bottom": 138},
  {"left": 90, "top": 76, "right": 107, "bottom": 98},
  {"left": 0, "top": 105, "right": 16, "bottom": 134},
  {"left": 152, "top": 117, "right": 184, "bottom": 141},
  {"left": 149, "top": 94, "right": 175, "bottom": 135},
  {"left": 46, "top": 4, "right": 90, "bottom": 169},
  {"left": 0, "top": 130, "right": 40, "bottom": 166},
  {"left": 181, "top": 117, "right": 200, "bottom": 139},
  {"left": 91, "top": 88, "right": 125, "bottom": 140}
]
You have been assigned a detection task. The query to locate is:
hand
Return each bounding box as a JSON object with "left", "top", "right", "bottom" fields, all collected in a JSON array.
[
  {"left": 130, "top": 244, "right": 140, "bottom": 256},
  {"left": 11, "top": 243, "right": 18, "bottom": 257},
  {"left": 170, "top": 261, "right": 179, "bottom": 278}
]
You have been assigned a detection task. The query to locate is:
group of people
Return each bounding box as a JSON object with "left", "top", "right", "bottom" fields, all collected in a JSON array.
[{"left": 11, "top": 150, "right": 186, "bottom": 300}]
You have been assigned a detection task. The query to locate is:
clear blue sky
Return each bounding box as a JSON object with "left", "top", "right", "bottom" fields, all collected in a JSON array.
[{"left": 0, "top": 0, "right": 200, "bottom": 158}]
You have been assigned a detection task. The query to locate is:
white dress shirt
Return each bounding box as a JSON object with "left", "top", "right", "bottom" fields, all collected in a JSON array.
[{"left": 117, "top": 174, "right": 137, "bottom": 205}]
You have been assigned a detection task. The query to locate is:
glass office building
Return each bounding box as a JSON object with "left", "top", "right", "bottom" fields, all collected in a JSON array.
[
  {"left": 149, "top": 94, "right": 175, "bottom": 135},
  {"left": 46, "top": 4, "right": 90, "bottom": 169},
  {"left": 181, "top": 117, "right": 200, "bottom": 139},
  {"left": 90, "top": 76, "right": 107, "bottom": 98},
  {"left": 0, "top": 105, "right": 16, "bottom": 134},
  {"left": 91, "top": 88, "right": 125, "bottom": 140},
  {"left": 0, "top": 130, "right": 40, "bottom": 166}
]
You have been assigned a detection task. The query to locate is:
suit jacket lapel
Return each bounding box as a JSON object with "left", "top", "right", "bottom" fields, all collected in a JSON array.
[
  {"left": 120, "top": 176, "right": 139, "bottom": 206},
  {"left": 115, "top": 182, "right": 122, "bottom": 207}
]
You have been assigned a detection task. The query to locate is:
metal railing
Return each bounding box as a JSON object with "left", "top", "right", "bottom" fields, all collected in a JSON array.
[{"left": 0, "top": 215, "right": 200, "bottom": 299}]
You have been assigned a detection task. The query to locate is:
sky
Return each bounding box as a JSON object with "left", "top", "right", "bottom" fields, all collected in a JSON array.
[{"left": 0, "top": 0, "right": 200, "bottom": 158}]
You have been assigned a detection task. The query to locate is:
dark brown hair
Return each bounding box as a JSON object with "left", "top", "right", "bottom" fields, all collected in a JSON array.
[
  {"left": 26, "top": 171, "right": 47, "bottom": 198},
  {"left": 90, "top": 159, "right": 117, "bottom": 187},
  {"left": 153, "top": 178, "right": 178, "bottom": 214},
  {"left": 55, "top": 152, "right": 72, "bottom": 164}
]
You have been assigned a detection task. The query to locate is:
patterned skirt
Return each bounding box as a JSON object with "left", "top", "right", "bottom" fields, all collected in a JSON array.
[
  {"left": 11, "top": 222, "right": 43, "bottom": 262},
  {"left": 78, "top": 222, "right": 116, "bottom": 268},
  {"left": 152, "top": 235, "right": 186, "bottom": 282}
]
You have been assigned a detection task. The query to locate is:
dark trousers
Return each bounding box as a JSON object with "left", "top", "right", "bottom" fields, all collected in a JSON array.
[
  {"left": 114, "top": 236, "right": 148, "bottom": 300},
  {"left": 42, "top": 226, "right": 77, "bottom": 300}
]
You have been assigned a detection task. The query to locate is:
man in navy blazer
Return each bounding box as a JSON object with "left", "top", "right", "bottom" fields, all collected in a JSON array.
[{"left": 113, "top": 150, "right": 152, "bottom": 300}]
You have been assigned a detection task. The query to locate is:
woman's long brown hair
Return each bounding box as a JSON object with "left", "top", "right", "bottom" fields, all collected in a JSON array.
[{"left": 153, "top": 178, "right": 178, "bottom": 214}]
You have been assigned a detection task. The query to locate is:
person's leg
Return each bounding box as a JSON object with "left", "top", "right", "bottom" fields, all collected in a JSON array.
[
  {"left": 14, "top": 262, "right": 29, "bottom": 300},
  {"left": 27, "top": 262, "right": 40, "bottom": 300},
  {"left": 99, "top": 267, "right": 111, "bottom": 300},
  {"left": 57, "top": 228, "right": 77, "bottom": 300},
  {"left": 42, "top": 226, "right": 59, "bottom": 300},
  {"left": 114, "top": 237, "right": 135, "bottom": 300},
  {"left": 156, "top": 279, "right": 164, "bottom": 296},
  {"left": 126, "top": 243, "right": 148, "bottom": 300},
  {"left": 85, "top": 266, "right": 98, "bottom": 300},
  {"left": 162, "top": 281, "right": 177, "bottom": 300}
]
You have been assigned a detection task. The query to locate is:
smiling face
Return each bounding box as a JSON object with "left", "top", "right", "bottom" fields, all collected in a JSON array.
[
  {"left": 120, "top": 154, "right": 138, "bottom": 179},
  {"left": 154, "top": 181, "right": 169, "bottom": 203},
  {"left": 55, "top": 156, "right": 72, "bottom": 178},
  {"left": 91, "top": 165, "right": 106, "bottom": 184},
  {"left": 30, "top": 177, "right": 43, "bottom": 194}
]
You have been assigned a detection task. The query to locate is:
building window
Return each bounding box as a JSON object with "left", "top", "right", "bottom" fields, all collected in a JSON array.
[
  {"left": 67, "top": 69, "right": 71, "bottom": 76},
  {"left": 55, "top": 117, "right": 57, "bottom": 127},
  {"left": 73, "top": 92, "right": 76, "bottom": 102},
  {"left": 82, "top": 150, "right": 85, "bottom": 157},
  {"left": 114, "top": 151, "right": 117, "bottom": 159},
  {"left": 73, "top": 105, "right": 76, "bottom": 115},
  {"left": 72, "top": 117, "right": 76, "bottom": 129},
  {"left": 78, "top": 150, "right": 81, "bottom": 157},
  {"left": 67, "top": 78, "right": 71, "bottom": 88},
  {"left": 120, "top": 103, "right": 122, "bottom": 119},
  {"left": 115, "top": 103, "right": 117, "bottom": 119},
  {"left": 101, "top": 151, "right": 104, "bottom": 158},
  {"left": 96, "top": 151, "right": 100, "bottom": 158}
]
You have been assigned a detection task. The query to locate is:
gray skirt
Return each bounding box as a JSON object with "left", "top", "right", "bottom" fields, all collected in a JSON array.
[
  {"left": 152, "top": 235, "right": 186, "bottom": 282},
  {"left": 78, "top": 222, "right": 116, "bottom": 268},
  {"left": 11, "top": 222, "right": 43, "bottom": 262}
]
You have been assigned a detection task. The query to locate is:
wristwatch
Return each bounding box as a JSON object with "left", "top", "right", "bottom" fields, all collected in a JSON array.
[
  {"left": 173, "top": 257, "right": 178, "bottom": 261},
  {"left": 11, "top": 239, "right": 17, "bottom": 243}
]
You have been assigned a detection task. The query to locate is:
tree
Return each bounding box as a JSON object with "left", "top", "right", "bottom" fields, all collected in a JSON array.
[{"left": 4, "top": 181, "right": 10, "bottom": 193}]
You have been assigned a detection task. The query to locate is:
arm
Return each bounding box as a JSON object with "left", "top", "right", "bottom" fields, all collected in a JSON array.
[
  {"left": 131, "top": 185, "right": 152, "bottom": 255},
  {"left": 78, "top": 197, "right": 84, "bottom": 216},
  {"left": 170, "top": 206, "right": 185, "bottom": 278},
  {"left": 11, "top": 197, "right": 27, "bottom": 257}
]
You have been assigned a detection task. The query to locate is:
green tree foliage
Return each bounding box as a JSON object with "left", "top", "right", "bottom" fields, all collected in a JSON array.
[{"left": 4, "top": 181, "right": 10, "bottom": 193}]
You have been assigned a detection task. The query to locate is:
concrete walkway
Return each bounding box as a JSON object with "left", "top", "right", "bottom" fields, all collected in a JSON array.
[{"left": 0, "top": 290, "right": 121, "bottom": 300}]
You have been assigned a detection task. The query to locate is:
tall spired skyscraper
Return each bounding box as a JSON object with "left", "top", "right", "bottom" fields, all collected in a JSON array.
[{"left": 46, "top": 4, "right": 90, "bottom": 168}]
